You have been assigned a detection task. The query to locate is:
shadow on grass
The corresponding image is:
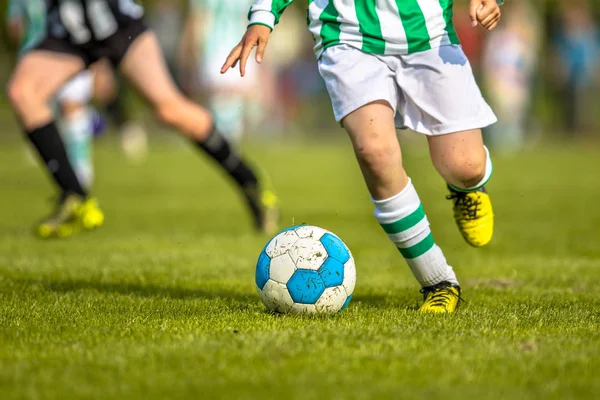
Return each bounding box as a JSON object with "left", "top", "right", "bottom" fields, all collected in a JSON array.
[
  {"left": 14, "top": 276, "right": 252, "bottom": 303},
  {"left": 352, "top": 293, "right": 419, "bottom": 311},
  {"left": 9, "top": 276, "right": 422, "bottom": 311}
]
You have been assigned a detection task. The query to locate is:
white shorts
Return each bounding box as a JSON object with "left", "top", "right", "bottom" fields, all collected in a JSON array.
[
  {"left": 56, "top": 71, "right": 94, "bottom": 104},
  {"left": 318, "top": 44, "right": 497, "bottom": 135}
]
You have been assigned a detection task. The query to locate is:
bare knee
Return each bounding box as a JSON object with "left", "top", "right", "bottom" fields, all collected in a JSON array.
[
  {"left": 155, "top": 96, "right": 212, "bottom": 140},
  {"left": 6, "top": 78, "right": 32, "bottom": 113},
  {"left": 354, "top": 136, "right": 400, "bottom": 177},
  {"left": 443, "top": 152, "right": 487, "bottom": 188},
  {"left": 156, "top": 98, "right": 184, "bottom": 129}
]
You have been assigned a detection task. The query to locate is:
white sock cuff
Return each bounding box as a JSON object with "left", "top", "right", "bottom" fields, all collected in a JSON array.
[
  {"left": 449, "top": 146, "right": 493, "bottom": 193},
  {"left": 372, "top": 179, "right": 421, "bottom": 224}
]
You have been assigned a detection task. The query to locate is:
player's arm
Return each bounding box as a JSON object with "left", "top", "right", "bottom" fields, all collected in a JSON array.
[
  {"left": 469, "top": 0, "right": 502, "bottom": 31},
  {"left": 221, "top": 0, "right": 295, "bottom": 77}
]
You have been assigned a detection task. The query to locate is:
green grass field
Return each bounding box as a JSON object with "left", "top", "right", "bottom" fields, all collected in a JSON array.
[{"left": 0, "top": 134, "right": 598, "bottom": 399}]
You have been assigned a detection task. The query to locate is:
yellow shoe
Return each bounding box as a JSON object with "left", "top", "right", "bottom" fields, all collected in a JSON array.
[
  {"left": 447, "top": 186, "right": 494, "bottom": 247},
  {"left": 75, "top": 197, "right": 105, "bottom": 231},
  {"left": 258, "top": 187, "right": 280, "bottom": 236},
  {"left": 36, "top": 194, "right": 104, "bottom": 239},
  {"left": 244, "top": 169, "right": 280, "bottom": 236},
  {"left": 419, "top": 282, "right": 462, "bottom": 313}
]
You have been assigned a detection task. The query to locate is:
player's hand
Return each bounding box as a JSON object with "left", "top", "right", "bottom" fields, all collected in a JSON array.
[
  {"left": 469, "top": 0, "right": 501, "bottom": 31},
  {"left": 221, "top": 25, "right": 272, "bottom": 77}
]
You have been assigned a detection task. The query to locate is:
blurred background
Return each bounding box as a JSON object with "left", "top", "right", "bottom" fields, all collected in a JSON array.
[{"left": 0, "top": 0, "right": 599, "bottom": 153}]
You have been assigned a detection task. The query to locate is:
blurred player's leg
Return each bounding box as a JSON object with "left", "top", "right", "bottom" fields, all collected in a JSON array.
[
  {"left": 90, "top": 61, "right": 148, "bottom": 162},
  {"left": 209, "top": 93, "right": 246, "bottom": 142},
  {"left": 428, "top": 130, "right": 494, "bottom": 248},
  {"left": 120, "top": 32, "right": 278, "bottom": 234},
  {"left": 6, "top": 52, "right": 103, "bottom": 238},
  {"left": 57, "top": 71, "right": 95, "bottom": 189}
]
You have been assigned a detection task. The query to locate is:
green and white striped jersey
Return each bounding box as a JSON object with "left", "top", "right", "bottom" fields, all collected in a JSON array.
[
  {"left": 7, "top": 0, "right": 47, "bottom": 52},
  {"left": 248, "top": 0, "right": 460, "bottom": 58}
]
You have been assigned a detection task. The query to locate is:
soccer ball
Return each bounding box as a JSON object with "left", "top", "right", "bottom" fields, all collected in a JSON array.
[{"left": 255, "top": 225, "right": 356, "bottom": 314}]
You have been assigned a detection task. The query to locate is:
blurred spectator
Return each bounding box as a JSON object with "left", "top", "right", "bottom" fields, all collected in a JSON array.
[
  {"left": 481, "top": 0, "right": 542, "bottom": 152},
  {"left": 554, "top": 0, "right": 600, "bottom": 135},
  {"left": 181, "top": 0, "right": 260, "bottom": 142},
  {"left": 146, "top": 0, "right": 186, "bottom": 89},
  {"left": 1, "top": 0, "right": 599, "bottom": 141},
  {"left": 453, "top": 2, "right": 485, "bottom": 75}
]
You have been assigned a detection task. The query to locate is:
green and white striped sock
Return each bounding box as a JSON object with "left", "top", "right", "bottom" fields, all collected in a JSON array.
[
  {"left": 373, "top": 178, "right": 458, "bottom": 287},
  {"left": 60, "top": 108, "right": 93, "bottom": 189}
]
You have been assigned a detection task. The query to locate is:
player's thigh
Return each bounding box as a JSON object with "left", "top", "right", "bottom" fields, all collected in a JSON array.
[
  {"left": 396, "top": 45, "right": 496, "bottom": 135},
  {"left": 342, "top": 100, "right": 398, "bottom": 152},
  {"left": 119, "top": 31, "right": 182, "bottom": 107},
  {"left": 318, "top": 44, "right": 398, "bottom": 124},
  {"left": 427, "top": 128, "right": 486, "bottom": 181},
  {"left": 8, "top": 51, "right": 85, "bottom": 106},
  {"left": 89, "top": 60, "right": 117, "bottom": 104},
  {"left": 427, "top": 128, "right": 485, "bottom": 163}
]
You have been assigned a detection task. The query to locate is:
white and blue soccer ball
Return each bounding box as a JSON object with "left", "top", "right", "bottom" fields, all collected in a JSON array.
[{"left": 256, "top": 225, "right": 356, "bottom": 314}]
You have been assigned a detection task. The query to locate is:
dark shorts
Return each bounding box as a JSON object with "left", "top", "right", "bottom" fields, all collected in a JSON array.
[{"left": 32, "top": 19, "right": 148, "bottom": 67}]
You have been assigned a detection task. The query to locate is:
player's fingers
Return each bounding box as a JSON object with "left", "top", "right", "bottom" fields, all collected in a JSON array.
[
  {"left": 480, "top": 9, "right": 500, "bottom": 29},
  {"left": 256, "top": 37, "right": 269, "bottom": 64},
  {"left": 221, "top": 44, "right": 243, "bottom": 74},
  {"left": 222, "top": 45, "right": 241, "bottom": 71},
  {"left": 239, "top": 39, "right": 256, "bottom": 77},
  {"left": 477, "top": 3, "right": 498, "bottom": 24},
  {"left": 469, "top": 1, "right": 481, "bottom": 26},
  {"left": 485, "top": 15, "right": 501, "bottom": 31}
]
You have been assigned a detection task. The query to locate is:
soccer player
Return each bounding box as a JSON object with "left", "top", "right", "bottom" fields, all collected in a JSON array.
[
  {"left": 6, "top": 0, "right": 279, "bottom": 238},
  {"left": 184, "top": 0, "right": 258, "bottom": 142},
  {"left": 223, "top": 0, "right": 502, "bottom": 312},
  {"left": 7, "top": 0, "right": 96, "bottom": 188}
]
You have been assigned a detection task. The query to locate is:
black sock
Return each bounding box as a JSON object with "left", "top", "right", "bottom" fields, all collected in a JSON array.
[
  {"left": 196, "top": 126, "right": 258, "bottom": 189},
  {"left": 26, "top": 122, "right": 87, "bottom": 197}
]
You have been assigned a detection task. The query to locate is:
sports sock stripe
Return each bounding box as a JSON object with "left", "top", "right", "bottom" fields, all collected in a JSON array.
[{"left": 373, "top": 178, "right": 458, "bottom": 287}]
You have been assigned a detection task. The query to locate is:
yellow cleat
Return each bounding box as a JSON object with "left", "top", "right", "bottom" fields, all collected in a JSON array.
[
  {"left": 447, "top": 186, "right": 494, "bottom": 247},
  {"left": 244, "top": 168, "right": 280, "bottom": 236},
  {"left": 259, "top": 187, "right": 280, "bottom": 236},
  {"left": 76, "top": 198, "right": 105, "bottom": 230},
  {"left": 419, "top": 282, "right": 462, "bottom": 313},
  {"left": 36, "top": 194, "right": 104, "bottom": 239}
]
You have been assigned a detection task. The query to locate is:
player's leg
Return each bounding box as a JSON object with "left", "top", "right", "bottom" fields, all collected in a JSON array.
[
  {"left": 6, "top": 50, "right": 103, "bottom": 237},
  {"left": 57, "top": 71, "right": 95, "bottom": 189},
  {"left": 343, "top": 103, "right": 461, "bottom": 312},
  {"left": 87, "top": 61, "right": 112, "bottom": 138},
  {"left": 91, "top": 61, "right": 148, "bottom": 162},
  {"left": 427, "top": 129, "right": 494, "bottom": 247},
  {"left": 119, "top": 31, "right": 278, "bottom": 233},
  {"left": 209, "top": 91, "right": 246, "bottom": 142},
  {"left": 397, "top": 45, "right": 497, "bottom": 248},
  {"left": 318, "top": 45, "right": 461, "bottom": 313}
]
